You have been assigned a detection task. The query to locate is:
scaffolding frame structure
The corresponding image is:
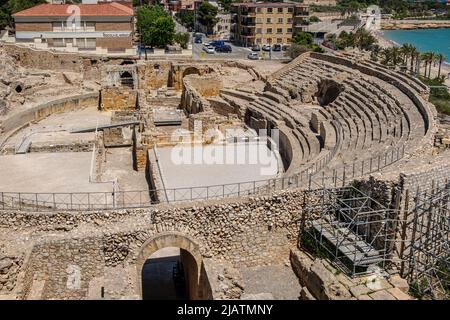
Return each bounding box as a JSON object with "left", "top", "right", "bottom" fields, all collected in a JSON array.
[
  {"left": 403, "top": 182, "right": 450, "bottom": 300},
  {"left": 301, "top": 177, "right": 399, "bottom": 277}
]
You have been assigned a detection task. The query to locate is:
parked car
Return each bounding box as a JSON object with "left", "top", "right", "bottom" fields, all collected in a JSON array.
[
  {"left": 194, "top": 37, "right": 202, "bottom": 44},
  {"left": 272, "top": 44, "right": 282, "bottom": 51},
  {"left": 247, "top": 52, "right": 259, "bottom": 60},
  {"left": 251, "top": 45, "right": 261, "bottom": 51},
  {"left": 210, "top": 40, "right": 225, "bottom": 47},
  {"left": 202, "top": 44, "right": 215, "bottom": 54},
  {"left": 262, "top": 44, "right": 271, "bottom": 51},
  {"left": 215, "top": 44, "right": 232, "bottom": 53}
]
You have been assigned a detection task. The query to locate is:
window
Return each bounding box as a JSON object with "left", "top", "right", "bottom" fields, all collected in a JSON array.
[
  {"left": 277, "top": 28, "right": 282, "bottom": 34},
  {"left": 277, "top": 8, "right": 283, "bottom": 13},
  {"left": 52, "top": 22, "right": 63, "bottom": 31},
  {"left": 52, "top": 38, "right": 65, "bottom": 47},
  {"left": 256, "top": 38, "right": 262, "bottom": 43},
  {"left": 287, "top": 28, "right": 292, "bottom": 33},
  {"left": 277, "top": 38, "right": 282, "bottom": 43},
  {"left": 278, "top": 18, "right": 283, "bottom": 23},
  {"left": 266, "top": 18, "right": 272, "bottom": 23},
  {"left": 288, "top": 7, "right": 293, "bottom": 13},
  {"left": 266, "top": 28, "right": 272, "bottom": 34},
  {"left": 256, "top": 28, "right": 262, "bottom": 34},
  {"left": 257, "top": 7, "right": 262, "bottom": 13},
  {"left": 78, "top": 38, "right": 96, "bottom": 50},
  {"left": 256, "top": 18, "right": 262, "bottom": 23},
  {"left": 85, "top": 22, "right": 95, "bottom": 31},
  {"left": 287, "top": 18, "right": 293, "bottom": 23},
  {"left": 267, "top": 8, "right": 273, "bottom": 13}
]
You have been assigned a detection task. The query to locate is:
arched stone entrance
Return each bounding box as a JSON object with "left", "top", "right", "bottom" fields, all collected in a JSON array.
[
  {"left": 135, "top": 232, "right": 206, "bottom": 300},
  {"left": 182, "top": 66, "right": 201, "bottom": 78}
]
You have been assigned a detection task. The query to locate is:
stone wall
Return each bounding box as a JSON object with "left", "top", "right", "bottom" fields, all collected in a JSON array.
[
  {"left": 180, "top": 75, "right": 212, "bottom": 114},
  {"left": 137, "top": 61, "right": 172, "bottom": 90},
  {"left": 2, "top": 43, "right": 131, "bottom": 82},
  {"left": 0, "top": 93, "right": 99, "bottom": 140},
  {"left": 187, "top": 75, "right": 222, "bottom": 98},
  {"left": 100, "top": 88, "right": 137, "bottom": 111},
  {"left": 400, "top": 163, "right": 450, "bottom": 195},
  {"left": 1, "top": 188, "right": 323, "bottom": 299},
  {"left": 290, "top": 249, "right": 412, "bottom": 300},
  {"left": 22, "top": 237, "right": 105, "bottom": 300}
]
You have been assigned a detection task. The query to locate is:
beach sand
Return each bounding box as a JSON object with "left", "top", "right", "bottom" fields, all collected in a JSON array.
[{"left": 373, "top": 30, "right": 450, "bottom": 88}]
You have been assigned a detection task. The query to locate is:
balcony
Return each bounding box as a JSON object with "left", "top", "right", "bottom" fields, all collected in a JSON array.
[{"left": 52, "top": 26, "right": 96, "bottom": 32}]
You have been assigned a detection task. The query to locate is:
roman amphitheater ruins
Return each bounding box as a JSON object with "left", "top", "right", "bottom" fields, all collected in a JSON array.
[{"left": 0, "top": 42, "right": 449, "bottom": 300}]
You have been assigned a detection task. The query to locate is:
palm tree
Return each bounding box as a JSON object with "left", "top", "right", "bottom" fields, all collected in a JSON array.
[
  {"left": 437, "top": 53, "right": 446, "bottom": 78},
  {"left": 392, "top": 47, "right": 401, "bottom": 67},
  {"left": 428, "top": 52, "right": 437, "bottom": 79},
  {"left": 400, "top": 44, "right": 411, "bottom": 68},
  {"left": 371, "top": 44, "right": 381, "bottom": 61},
  {"left": 381, "top": 48, "right": 392, "bottom": 65},
  {"left": 421, "top": 52, "right": 430, "bottom": 78},
  {"left": 410, "top": 46, "right": 419, "bottom": 73}
]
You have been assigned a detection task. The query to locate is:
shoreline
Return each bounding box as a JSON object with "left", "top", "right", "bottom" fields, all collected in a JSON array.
[
  {"left": 381, "top": 19, "right": 450, "bottom": 30},
  {"left": 373, "top": 30, "right": 450, "bottom": 88}
]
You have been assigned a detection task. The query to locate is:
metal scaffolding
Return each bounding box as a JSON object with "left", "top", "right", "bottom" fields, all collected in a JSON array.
[
  {"left": 403, "top": 182, "right": 450, "bottom": 299},
  {"left": 301, "top": 177, "right": 399, "bottom": 277}
]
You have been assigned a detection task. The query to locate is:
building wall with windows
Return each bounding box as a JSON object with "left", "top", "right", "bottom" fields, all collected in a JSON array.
[
  {"left": 12, "top": 3, "right": 134, "bottom": 54},
  {"left": 231, "top": 2, "right": 309, "bottom": 47}
]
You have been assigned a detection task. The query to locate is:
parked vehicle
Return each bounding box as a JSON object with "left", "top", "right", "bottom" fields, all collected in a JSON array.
[
  {"left": 203, "top": 44, "right": 215, "bottom": 54},
  {"left": 215, "top": 44, "right": 232, "bottom": 53},
  {"left": 194, "top": 37, "right": 202, "bottom": 44},
  {"left": 272, "top": 44, "right": 282, "bottom": 51},
  {"left": 262, "top": 44, "right": 271, "bottom": 51},
  {"left": 251, "top": 45, "right": 261, "bottom": 51},
  {"left": 247, "top": 52, "right": 259, "bottom": 60},
  {"left": 210, "top": 40, "right": 225, "bottom": 47}
]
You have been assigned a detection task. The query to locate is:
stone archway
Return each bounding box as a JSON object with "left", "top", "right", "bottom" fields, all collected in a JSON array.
[
  {"left": 182, "top": 66, "right": 201, "bottom": 78},
  {"left": 135, "top": 232, "right": 206, "bottom": 300}
]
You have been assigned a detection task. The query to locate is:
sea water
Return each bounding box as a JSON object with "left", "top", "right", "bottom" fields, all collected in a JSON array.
[{"left": 383, "top": 28, "right": 450, "bottom": 62}]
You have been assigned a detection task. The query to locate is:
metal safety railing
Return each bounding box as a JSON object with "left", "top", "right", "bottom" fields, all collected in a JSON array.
[{"left": 0, "top": 139, "right": 408, "bottom": 212}]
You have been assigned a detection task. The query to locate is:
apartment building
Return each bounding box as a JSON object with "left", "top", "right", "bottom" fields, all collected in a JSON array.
[
  {"left": 231, "top": 2, "right": 309, "bottom": 47},
  {"left": 12, "top": 0, "right": 134, "bottom": 54}
]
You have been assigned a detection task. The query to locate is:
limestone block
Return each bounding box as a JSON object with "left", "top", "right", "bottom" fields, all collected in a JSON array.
[
  {"left": 368, "top": 290, "right": 396, "bottom": 300},
  {"left": 350, "top": 284, "right": 371, "bottom": 298},
  {"left": 388, "top": 275, "right": 409, "bottom": 293},
  {"left": 387, "top": 287, "right": 412, "bottom": 300}
]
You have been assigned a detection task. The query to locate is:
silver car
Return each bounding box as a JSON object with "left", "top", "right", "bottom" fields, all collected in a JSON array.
[
  {"left": 203, "top": 44, "right": 215, "bottom": 54},
  {"left": 247, "top": 52, "right": 259, "bottom": 60}
]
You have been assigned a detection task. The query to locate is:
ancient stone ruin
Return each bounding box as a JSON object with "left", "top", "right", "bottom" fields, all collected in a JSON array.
[{"left": 0, "top": 43, "right": 449, "bottom": 300}]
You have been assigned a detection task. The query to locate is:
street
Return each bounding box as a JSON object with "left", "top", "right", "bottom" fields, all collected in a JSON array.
[{"left": 192, "top": 40, "right": 290, "bottom": 61}]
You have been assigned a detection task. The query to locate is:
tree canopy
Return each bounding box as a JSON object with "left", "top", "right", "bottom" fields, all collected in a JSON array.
[
  {"left": 136, "top": 5, "right": 175, "bottom": 48},
  {"left": 197, "top": 2, "right": 218, "bottom": 34},
  {"left": 0, "top": 0, "right": 46, "bottom": 29}
]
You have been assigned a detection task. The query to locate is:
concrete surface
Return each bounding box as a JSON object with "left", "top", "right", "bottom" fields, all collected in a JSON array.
[
  {"left": 0, "top": 152, "right": 113, "bottom": 193},
  {"left": 3, "top": 106, "right": 112, "bottom": 150},
  {"left": 155, "top": 142, "right": 280, "bottom": 190}
]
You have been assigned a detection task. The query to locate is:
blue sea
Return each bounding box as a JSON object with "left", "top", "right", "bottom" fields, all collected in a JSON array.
[{"left": 383, "top": 28, "right": 450, "bottom": 62}]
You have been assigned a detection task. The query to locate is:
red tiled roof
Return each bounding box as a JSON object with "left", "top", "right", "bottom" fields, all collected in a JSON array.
[{"left": 13, "top": 3, "right": 133, "bottom": 17}]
